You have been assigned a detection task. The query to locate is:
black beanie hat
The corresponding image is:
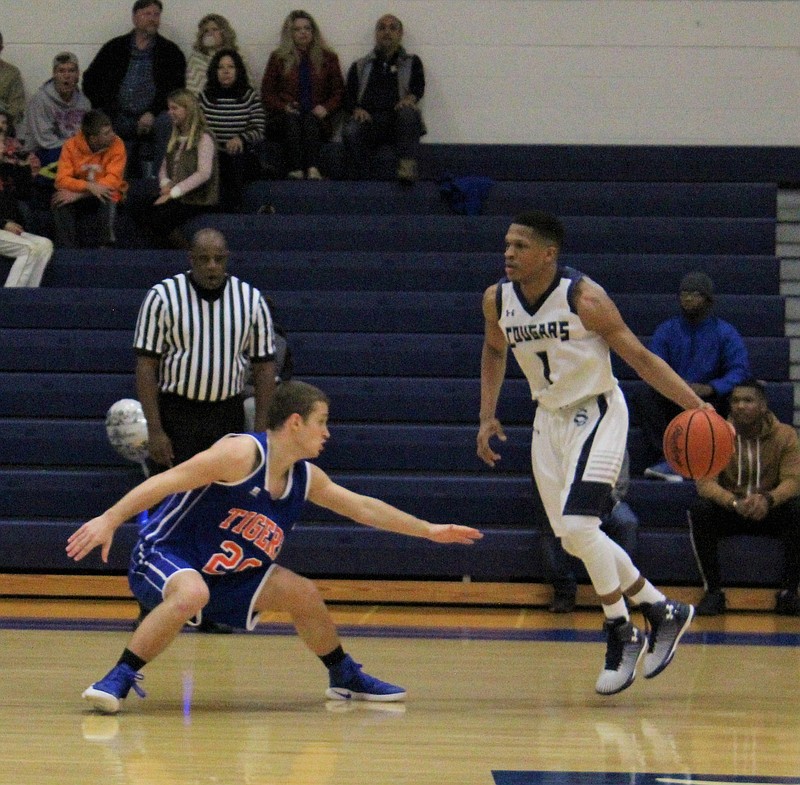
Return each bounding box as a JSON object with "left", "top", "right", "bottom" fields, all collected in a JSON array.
[{"left": 679, "top": 271, "right": 713, "bottom": 298}]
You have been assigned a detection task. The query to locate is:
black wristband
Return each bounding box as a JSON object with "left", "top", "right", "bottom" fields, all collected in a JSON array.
[{"left": 764, "top": 492, "right": 775, "bottom": 509}]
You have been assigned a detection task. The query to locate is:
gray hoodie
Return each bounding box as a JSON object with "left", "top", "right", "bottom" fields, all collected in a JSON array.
[{"left": 21, "top": 78, "right": 91, "bottom": 151}]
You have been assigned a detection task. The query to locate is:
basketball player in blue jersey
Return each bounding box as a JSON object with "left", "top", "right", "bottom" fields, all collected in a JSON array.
[
  {"left": 68, "top": 380, "right": 482, "bottom": 713},
  {"left": 477, "top": 211, "right": 708, "bottom": 696}
]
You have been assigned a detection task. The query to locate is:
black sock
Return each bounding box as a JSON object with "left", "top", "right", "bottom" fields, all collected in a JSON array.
[
  {"left": 118, "top": 648, "right": 147, "bottom": 672},
  {"left": 319, "top": 645, "right": 346, "bottom": 669}
]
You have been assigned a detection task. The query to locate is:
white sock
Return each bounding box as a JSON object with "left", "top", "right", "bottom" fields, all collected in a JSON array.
[
  {"left": 629, "top": 581, "right": 665, "bottom": 606},
  {"left": 602, "top": 598, "right": 629, "bottom": 621}
]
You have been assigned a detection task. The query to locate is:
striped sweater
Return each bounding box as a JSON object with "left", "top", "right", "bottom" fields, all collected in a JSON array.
[{"left": 199, "top": 88, "right": 265, "bottom": 148}]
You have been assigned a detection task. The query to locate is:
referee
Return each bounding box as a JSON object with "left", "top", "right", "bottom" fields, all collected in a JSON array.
[{"left": 133, "top": 226, "right": 276, "bottom": 468}]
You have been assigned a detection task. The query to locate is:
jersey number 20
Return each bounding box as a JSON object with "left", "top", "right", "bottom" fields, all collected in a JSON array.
[{"left": 203, "top": 540, "right": 264, "bottom": 575}]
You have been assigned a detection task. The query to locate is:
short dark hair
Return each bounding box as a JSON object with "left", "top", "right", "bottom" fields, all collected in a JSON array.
[
  {"left": 52, "top": 51, "right": 79, "bottom": 69},
  {"left": 266, "top": 381, "right": 329, "bottom": 430},
  {"left": 132, "top": 0, "right": 162, "bottom": 13},
  {"left": 81, "top": 109, "right": 112, "bottom": 137},
  {"left": 513, "top": 211, "right": 565, "bottom": 249},
  {"left": 733, "top": 377, "right": 767, "bottom": 400}
]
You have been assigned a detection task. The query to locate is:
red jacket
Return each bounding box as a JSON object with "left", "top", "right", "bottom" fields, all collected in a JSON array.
[{"left": 260, "top": 49, "right": 344, "bottom": 118}]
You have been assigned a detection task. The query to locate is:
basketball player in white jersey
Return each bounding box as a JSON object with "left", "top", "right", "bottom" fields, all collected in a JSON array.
[{"left": 477, "top": 211, "right": 708, "bottom": 695}]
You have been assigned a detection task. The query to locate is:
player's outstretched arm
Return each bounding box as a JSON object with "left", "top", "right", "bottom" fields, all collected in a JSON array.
[
  {"left": 307, "top": 465, "right": 483, "bottom": 544},
  {"left": 66, "top": 435, "right": 261, "bottom": 563},
  {"left": 576, "top": 279, "right": 705, "bottom": 412}
]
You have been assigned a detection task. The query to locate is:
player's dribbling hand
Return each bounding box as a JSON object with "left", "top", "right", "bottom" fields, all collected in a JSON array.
[
  {"left": 66, "top": 516, "right": 116, "bottom": 563},
  {"left": 427, "top": 524, "right": 483, "bottom": 545},
  {"left": 476, "top": 418, "right": 506, "bottom": 467}
]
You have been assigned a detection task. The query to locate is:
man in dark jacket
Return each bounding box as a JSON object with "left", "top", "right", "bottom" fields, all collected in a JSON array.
[
  {"left": 82, "top": 0, "right": 185, "bottom": 178},
  {"left": 342, "top": 15, "right": 425, "bottom": 183}
]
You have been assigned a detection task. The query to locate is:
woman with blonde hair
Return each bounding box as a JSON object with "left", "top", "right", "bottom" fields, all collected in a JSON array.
[
  {"left": 144, "top": 89, "right": 219, "bottom": 247},
  {"left": 186, "top": 13, "right": 250, "bottom": 95},
  {"left": 261, "top": 9, "right": 344, "bottom": 179}
]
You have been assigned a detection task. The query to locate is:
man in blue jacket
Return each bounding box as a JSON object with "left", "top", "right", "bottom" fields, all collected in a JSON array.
[{"left": 638, "top": 271, "right": 750, "bottom": 481}]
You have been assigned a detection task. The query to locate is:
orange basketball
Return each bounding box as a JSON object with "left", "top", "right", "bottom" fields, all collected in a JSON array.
[{"left": 662, "top": 408, "right": 736, "bottom": 480}]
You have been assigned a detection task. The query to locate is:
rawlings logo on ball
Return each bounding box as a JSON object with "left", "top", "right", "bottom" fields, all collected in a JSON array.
[{"left": 664, "top": 421, "right": 687, "bottom": 470}]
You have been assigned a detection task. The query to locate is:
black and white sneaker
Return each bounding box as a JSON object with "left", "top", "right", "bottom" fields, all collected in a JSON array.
[
  {"left": 595, "top": 618, "right": 647, "bottom": 695},
  {"left": 642, "top": 599, "right": 694, "bottom": 678}
]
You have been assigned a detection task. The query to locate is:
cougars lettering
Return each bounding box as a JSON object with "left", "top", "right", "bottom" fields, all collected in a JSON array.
[{"left": 505, "top": 320, "right": 570, "bottom": 347}]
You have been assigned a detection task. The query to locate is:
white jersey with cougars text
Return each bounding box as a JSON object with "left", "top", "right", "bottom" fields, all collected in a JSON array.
[{"left": 496, "top": 266, "right": 617, "bottom": 411}]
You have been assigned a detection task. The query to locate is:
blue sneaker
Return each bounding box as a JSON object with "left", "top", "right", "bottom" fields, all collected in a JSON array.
[
  {"left": 82, "top": 663, "right": 146, "bottom": 714},
  {"left": 325, "top": 655, "right": 406, "bottom": 702},
  {"left": 642, "top": 599, "right": 694, "bottom": 678}
]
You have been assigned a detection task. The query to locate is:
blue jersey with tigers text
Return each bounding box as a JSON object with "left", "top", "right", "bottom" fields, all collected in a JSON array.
[{"left": 131, "top": 432, "right": 310, "bottom": 578}]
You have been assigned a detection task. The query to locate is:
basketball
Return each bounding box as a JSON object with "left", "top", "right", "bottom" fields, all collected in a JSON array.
[
  {"left": 662, "top": 408, "right": 736, "bottom": 480},
  {"left": 105, "top": 398, "right": 149, "bottom": 464}
]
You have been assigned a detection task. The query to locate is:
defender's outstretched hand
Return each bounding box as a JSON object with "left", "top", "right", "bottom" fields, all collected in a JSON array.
[
  {"left": 427, "top": 524, "right": 483, "bottom": 545},
  {"left": 66, "top": 515, "right": 117, "bottom": 563}
]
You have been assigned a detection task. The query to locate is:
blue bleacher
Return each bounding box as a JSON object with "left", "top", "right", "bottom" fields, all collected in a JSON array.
[
  {"left": 411, "top": 143, "right": 800, "bottom": 183},
  {"left": 0, "top": 287, "right": 783, "bottom": 337},
  {"left": 0, "top": 329, "right": 787, "bottom": 384},
  {"left": 184, "top": 214, "right": 775, "bottom": 255},
  {"left": 0, "top": 157, "right": 790, "bottom": 592},
  {"left": 242, "top": 180, "right": 778, "bottom": 218}
]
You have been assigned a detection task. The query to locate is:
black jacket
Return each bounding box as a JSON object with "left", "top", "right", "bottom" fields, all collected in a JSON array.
[
  {"left": 83, "top": 32, "right": 186, "bottom": 118},
  {"left": 0, "top": 189, "right": 22, "bottom": 227}
]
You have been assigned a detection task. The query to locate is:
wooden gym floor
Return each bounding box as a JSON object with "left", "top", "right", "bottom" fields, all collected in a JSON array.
[{"left": 1, "top": 579, "right": 799, "bottom": 785}]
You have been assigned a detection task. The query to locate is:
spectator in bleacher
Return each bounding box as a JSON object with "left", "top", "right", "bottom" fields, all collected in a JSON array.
[
  {"left": 21, "top": 52, "right": 91, "bottom": 191},
  {"left": 0, "top": 31, "right": 25, "bottom": 127},
  {"left": 0, "top": 115, "right": 53, "bottom": 287},
  {"left": 186, "top": 13, "right": 251, "bottom": 97},
  {"left": 82, "top": 0, "right": 186, "bottom": 179},
  {"left": 638, "top": 271, "right": 750, "bottom": 482},
  {"left": 261, "top": 10, "right": 344, "bottom": 181},
  {"left": 541, "top": 452, "right": 639, "bottom": 613},
  {"left": 200, "top": 49, "right": 265, "bottom": 212},
  {"left": 51, "top": 110, "right": 127, "bottom": 248},
  {"left": 139, "top": 88, "right": 218, "bottom": 248},
  {"left": 0, "top": 109, "right": 38, "bottom": 207},
  {"left": 342, "top": 14, "right": 425, "bottom": 184},
  {"left": 690, "top": 378, "right": 800, "bottom": 616},
  {"left": 477, "top": 211, "right": 705, "bottom": 696}
]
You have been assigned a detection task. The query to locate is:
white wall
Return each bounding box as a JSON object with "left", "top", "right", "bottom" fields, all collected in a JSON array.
[{"left": 2, "top": 0, "right": 800, "bottom": 145}]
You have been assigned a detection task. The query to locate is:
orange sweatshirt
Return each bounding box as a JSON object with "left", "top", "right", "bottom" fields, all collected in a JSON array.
[{"left": 54, "top": 131, "right": 127, "bottom": 202}]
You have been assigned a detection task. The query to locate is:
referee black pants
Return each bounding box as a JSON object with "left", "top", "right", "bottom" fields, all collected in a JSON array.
[{"left": 156, "top": 392, "right": 245, "bottom": 467}]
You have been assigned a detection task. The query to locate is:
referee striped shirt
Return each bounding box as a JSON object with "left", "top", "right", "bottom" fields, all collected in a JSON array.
[{"left": 133, "top": 272, "right": 275, "bottom": 402}]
